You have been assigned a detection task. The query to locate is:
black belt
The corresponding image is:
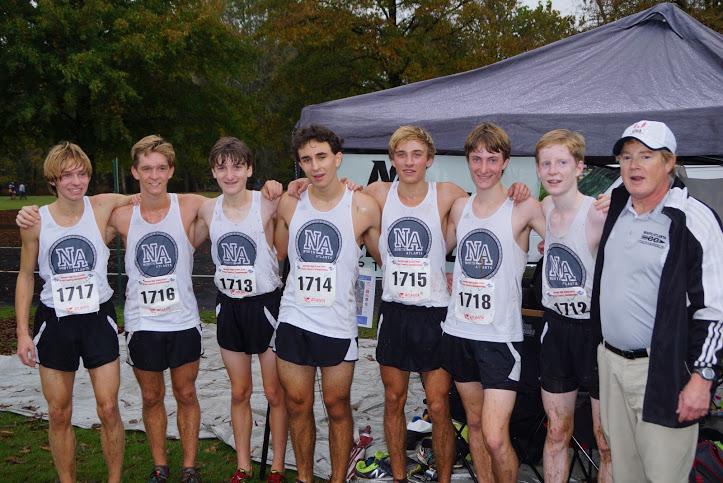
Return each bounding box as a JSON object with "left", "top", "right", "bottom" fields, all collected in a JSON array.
[{"left": 604, "top": 341, "right": 648, "bottom": 359}]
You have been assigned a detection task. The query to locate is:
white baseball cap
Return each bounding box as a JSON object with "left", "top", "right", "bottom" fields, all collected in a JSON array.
[{"left": 612, "top": 120, "right": 677, "bottom": 155}]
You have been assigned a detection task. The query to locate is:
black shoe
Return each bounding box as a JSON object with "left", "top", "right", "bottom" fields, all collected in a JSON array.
[{"left": 148, "top": 465, "right": 169, "bottom": 483}]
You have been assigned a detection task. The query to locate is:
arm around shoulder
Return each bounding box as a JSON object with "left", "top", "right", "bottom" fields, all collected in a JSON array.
[
  {"left": 15, "top": 226, "right": 40, "bottom": 367},
  {"left": 274, "top": 193, "right": 297, "bottom": 261},
  {"left": 355, "top": 192, "right": 382, "bottom": 265}
]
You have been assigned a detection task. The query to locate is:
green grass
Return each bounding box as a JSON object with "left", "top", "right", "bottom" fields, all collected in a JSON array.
[
  {"left": 0, "top": 195, "right": 56, "bottom": 211},
  {"left": 0, "top": 411, "right": 299, "bottom": 482}
]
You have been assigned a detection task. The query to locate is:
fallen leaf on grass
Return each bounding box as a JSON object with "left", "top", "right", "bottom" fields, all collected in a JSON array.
[
  {"left": 204, "top": 443, "right": 219, "bottom": 453},
  {"left": 0, "top": 430, "right": 13, "bottom": 437},
  {"left": 5, "top": 456, "right": 23, "bottom": 464},
  {"left": 41, "top": 445, "right": 51, "bottom": 452},
  {"left": 20, "top": 446, "right": 31, "bottom": 454}
]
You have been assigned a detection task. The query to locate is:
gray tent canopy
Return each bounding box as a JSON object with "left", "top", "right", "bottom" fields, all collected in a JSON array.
[{"left": 298, "top": 3, "right": 723, "bottom": 157}]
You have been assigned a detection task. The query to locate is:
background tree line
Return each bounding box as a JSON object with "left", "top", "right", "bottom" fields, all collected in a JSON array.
[{"left": 1, "top": 0, "right": 719, "bottom": 194}]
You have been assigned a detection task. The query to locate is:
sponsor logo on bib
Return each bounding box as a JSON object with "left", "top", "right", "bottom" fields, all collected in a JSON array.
[
  {"left": 135, "top": 232, "right": 178, "bottom": 277},
  {"left": 50, "top": 236, "right": 97, "bottom": 274},
  {"left": 217, "top": 232, "right": 256, "bottom": 266},
  {"left": 387, "top": 217, "right": 431, "bottom": 258},
  {"left": 296, "top": 220, "right": 341, "bottom": 263},
  {"left": 545, "top": 244, "right": 585, "bottom": 288},
  {"left": 459, "top": 229, "right": 502, "bottom": 279}
]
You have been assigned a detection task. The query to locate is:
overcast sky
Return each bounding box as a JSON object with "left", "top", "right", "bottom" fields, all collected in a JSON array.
[{"left": 521, "top": 0, "right": 581, "bottom": 17}]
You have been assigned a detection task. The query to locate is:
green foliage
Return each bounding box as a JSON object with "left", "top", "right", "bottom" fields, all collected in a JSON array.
[
  {"left": 580, "top": 0, "right": 722, "bottom": 31},
  {"left": 0, "top": 0, "right": 256, "bottom": 192}
]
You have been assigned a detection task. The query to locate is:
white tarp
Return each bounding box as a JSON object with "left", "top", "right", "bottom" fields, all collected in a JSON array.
[{"left": 0, "top": 323, "right": 548, "bottom": 481}]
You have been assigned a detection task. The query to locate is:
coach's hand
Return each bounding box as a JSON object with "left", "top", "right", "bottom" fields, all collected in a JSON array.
[
  {"left": 676, "top": 373, "right": 712, "bottom": 422},
  {"left": 16, "top": 334, "right": 37, "bottom": 368},
  {"left": 15, "top": 205, "right": 40, "bottom": 229},
  {"left": 594, "top": 194, "right": 611, "bottom": 214}
]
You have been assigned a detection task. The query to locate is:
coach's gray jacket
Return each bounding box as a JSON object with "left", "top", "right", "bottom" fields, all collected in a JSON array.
[{"left": 591, "top": 176, "right": 723, "bottom": 428}]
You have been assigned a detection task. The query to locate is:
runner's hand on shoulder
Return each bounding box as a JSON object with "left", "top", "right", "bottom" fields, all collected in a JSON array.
[
  {"left": 16, "top": 205, "right": 40, "bottom": 229},
  {"left": 508, "top": 182, "right": 531, "bottom": 204},
  {"left": 287, "top": 178, "right": 310, "bottom": 199},
  {"left": 261, "top": 180, "right": 283, "bottom": 201},
  {"left": 341, "top": 177, "right": 363, "bottom": 192}
]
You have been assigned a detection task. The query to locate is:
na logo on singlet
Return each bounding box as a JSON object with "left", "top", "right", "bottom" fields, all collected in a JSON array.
[
  {"left": 546, "top": 244, "right": 585, "bottom": 288},
  {"left": 50, "top": 236, "right": 97, "bottom": 274},
  {"left": 387, "top": 217, "right": 431, "bottom": 258},
  {"left": 296, "top": 220, "right": 341, "bottom": 263},
  {"left": 459, "top": 229, "right": 502, "bottom": 279},
  {"left": 135, "top": 232, "right": 178, "bottom": 277},
  {"left": 217, "top": 233, "right": 256, "bottom": 266}
]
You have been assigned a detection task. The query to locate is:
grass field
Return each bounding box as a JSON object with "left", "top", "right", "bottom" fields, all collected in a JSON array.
[
  {"left": 0, "top": 411, "right": 293, "bottom": 483},
  {"left": 0, "top": 195, "right": 56, "bottom": 211}
]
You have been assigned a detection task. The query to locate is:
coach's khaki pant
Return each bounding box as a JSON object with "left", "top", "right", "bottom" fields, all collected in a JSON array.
[{"left": 597, "top": 344, "right": 697, "bottom": 483}]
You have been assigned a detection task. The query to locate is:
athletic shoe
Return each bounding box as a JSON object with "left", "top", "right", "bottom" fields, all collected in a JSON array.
[
  {"left": 148, "top": 465, "right": 169, "bottom": 482},
  {"left": 180, "top": 467, "right": 202, "bottom": 483},
  {"left": 230, "top": 468, "right": 252, "bottom": 482},
  {"left": 355, "top": 456, "right": 390, "bottom": 479},
  {"left": 267, "top": 470, "right": 285, "bottom": 483},
  {"left": 414, "top": 439, "right": 435, "bottom": 467}
]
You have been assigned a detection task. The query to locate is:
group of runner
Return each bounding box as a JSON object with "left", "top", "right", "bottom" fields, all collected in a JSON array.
[{"left": 15, "top": 119, "right": 722, "bottom": 483}]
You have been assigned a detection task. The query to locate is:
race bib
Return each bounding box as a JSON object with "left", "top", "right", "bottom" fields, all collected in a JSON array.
[
  {"left": 138, "top": 275, "right": 181, "bottom": 317},
  {"left": 214, "top": 265, "right": 257, "bottom": 298},
  {"left": 295, "top": 261, "right": 336, "bottom": 306},
  {"left": 384, "top": 257, "right": 431, "bottom": 303},
  {"left": 455, "top": 277, "right": 495, "bottom": 324},
  {"left": 547, "top": 287, "right": 589, "bottom": 317},
  {"left": 51, "top": 271, "right": 100, "bottom": 316}
]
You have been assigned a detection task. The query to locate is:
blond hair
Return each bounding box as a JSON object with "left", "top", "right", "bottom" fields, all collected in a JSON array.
[
  {"left": 131, "top": 135, "right": 176, "bottom": 168},
  {"left": 535, "top": 129, "right": 586, "bottom": 163},
  {"left": 388, "top": 125, "right": 436, "bottom": 160},
  {"left": 43, "top": 142, "right": 92, "bottom": 195}
]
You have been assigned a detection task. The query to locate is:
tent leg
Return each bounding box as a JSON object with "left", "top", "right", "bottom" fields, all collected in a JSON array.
[{"left": 260, "top": 403, "right": 271, "bottom": 479}]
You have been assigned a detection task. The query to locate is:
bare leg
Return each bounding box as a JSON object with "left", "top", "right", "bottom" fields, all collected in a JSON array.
[
  {"left": 379, "top": 365, "right": 410, "bottom": 480},
  {"left": 133, "top": 368, "right": 168, "bottom": 466},
  {"left": 88, "top": 359, "right": 125, "bottom": 483},
  {"left": 455, "top": 381, "right": 493, "bottom": 482},
  {"left": 170, "top": 360, "right": 201, "bottom": 468},
  {"left": 591, "top": 397, "right": 612, "bottom": 483},
  {"left": 321, "top": 362, "right": 355, "bottom": 483},
  {"left": 259, "top": 348, "right": 288, "bottom": 472},
  {"left": 277, "top": 358, "right": 316, "bottom": 482},
  {"left": 541, "top": 389, "right": 577, "bottom": 483},
  {"left": 481, "top": 389, "right": 518, "bottom": 483},
  {"left": 39, "top": 366, "right": 76, "bottom": 483},
  {"left": 221, "top": 348, "right": 254, "bottom": 471},
  {"left": 421, "top": 369, "right": 454, "bottom": 483}
]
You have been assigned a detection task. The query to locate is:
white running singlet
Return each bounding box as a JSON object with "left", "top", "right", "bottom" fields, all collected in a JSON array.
[
  {"left": 38, "top": 196, "right": 113, "bottom": 317},
  {"left": 380, "top": 181, "right": 448, "bottom": 307},
  {"left": 124, "top": 194, "right": 200, "bottom": 332},
  {"left": 210, "top": 192, "right": 281, "bottom": 298},
  {"left": 444, "top": 197, "right": 527, "bottom": 342},
  {"left": 541, "top": 196, "right": 595, "bottom": 320},
  {"left": 278, "top": 188, "right": 360, "bottom": 339}
]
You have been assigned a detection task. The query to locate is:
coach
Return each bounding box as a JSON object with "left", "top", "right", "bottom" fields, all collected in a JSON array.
[{"left": 591, "top": 120, "right": 723, "bottom": 483}]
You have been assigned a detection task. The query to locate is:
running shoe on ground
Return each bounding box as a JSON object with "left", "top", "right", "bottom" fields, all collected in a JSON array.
[
  {"left": 148, "top": 465, "right": 169, "bottom": 482},
  {"left": 267, "top": 470, "right": 285, "bottom": 483},
  {"left": 180, "top": 467, "right": 202, "bottom": 483},
  {"left": 230, "top": 468, "right": 252, "bottom": 482}
]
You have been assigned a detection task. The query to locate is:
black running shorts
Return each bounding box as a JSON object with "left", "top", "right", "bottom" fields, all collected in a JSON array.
[
  {"left": 376, "top": 301, "right": 447, "bottom": 372},
  {"left": 125, "top": 326, "right": 203, "bottom": 371},
  {"left": 441, "top": 333, "right": 522, "bottom": 391},
  {"left": 33, "top": 299, "right": 119, "bottom": 372},
  {"left": 216, "top": 289, "right": 280, "bottom": 354},
  {"left": 274, "top": 322, "right": 357, "bottom": 367},
  {"left": 540, "top": 310, "right": 599, "bottom": 398}
]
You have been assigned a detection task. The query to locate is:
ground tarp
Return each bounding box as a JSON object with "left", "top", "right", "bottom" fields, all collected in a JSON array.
[{"left": 299, "top": 3, "right": 723, "bottom": 157}]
